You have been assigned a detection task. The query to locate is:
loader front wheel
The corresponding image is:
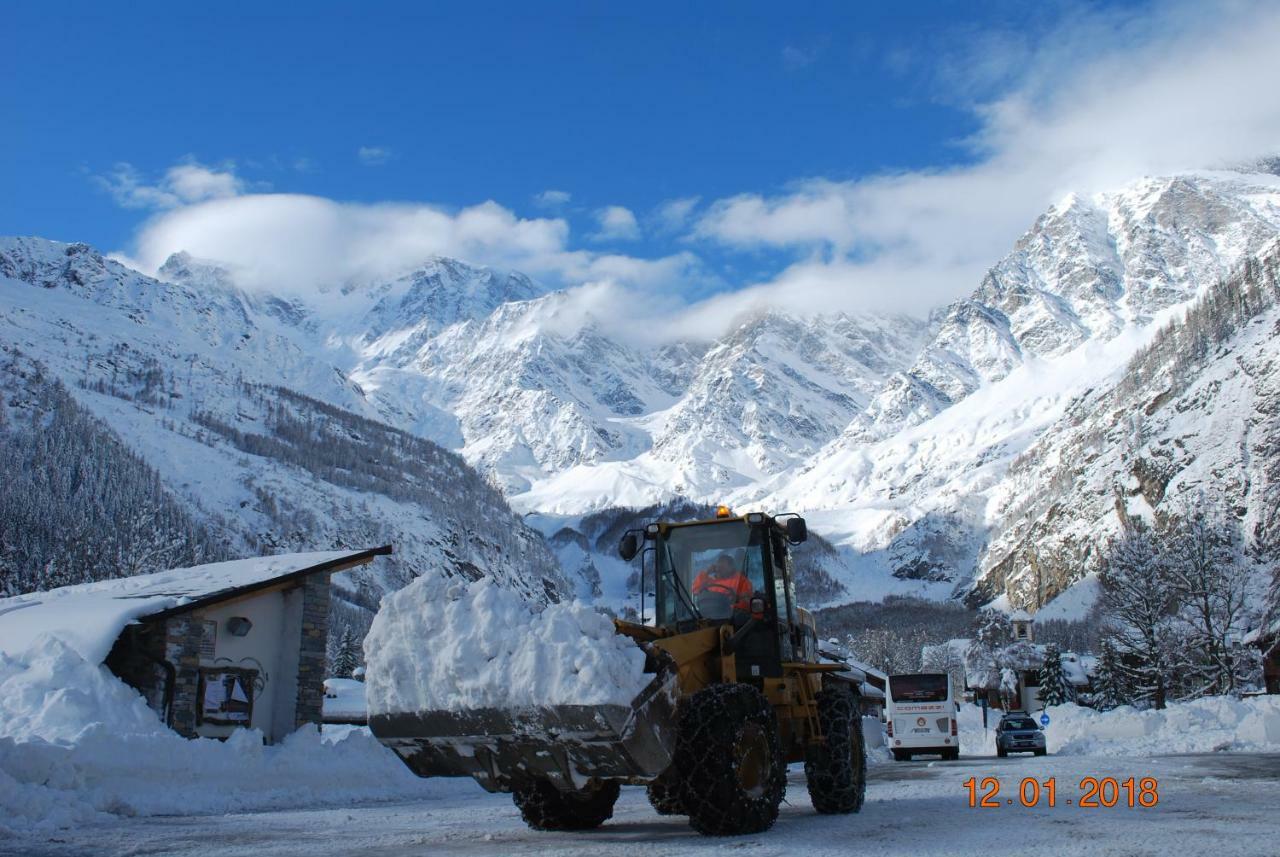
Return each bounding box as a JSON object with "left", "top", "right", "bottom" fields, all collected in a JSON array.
[
  {"left": 676, "top": 682, "right": 785, "bottom": 836},
  {"left": 511, "top": 778, "right": 620, "bottom": 831},
  {"left": 804, "top": 686, "right": 867, "bottom": 814},
  {"left": 646, "top": 766, "right": 685, "bottom": 815}
]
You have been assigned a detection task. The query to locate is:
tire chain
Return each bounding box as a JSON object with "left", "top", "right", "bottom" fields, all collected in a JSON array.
[
  {"left": 803, "top": 685, "right": 867, "bottom": 814},
  {"left": 674, "top": 682, "right": 786, "bottom": 836},
  {"left": 646, "top": 766, "right": 686, "bottom": 815},
  {"left": 511, "top": 778, "right": 621, "bottom": 831}
]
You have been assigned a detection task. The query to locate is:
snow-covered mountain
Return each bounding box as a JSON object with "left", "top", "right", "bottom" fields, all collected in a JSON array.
[
  {"left": 0, "top": 238, "right": 567, "bottom": 626},
  {"left": 747, "top": 170, "right": 1280, "bottom": 604},
  {"left": 976, "top": 242, "right": 1280, "bottom": 610},
  {"left": 4, "top": 167, "right": 1279, "bottom": 615}
]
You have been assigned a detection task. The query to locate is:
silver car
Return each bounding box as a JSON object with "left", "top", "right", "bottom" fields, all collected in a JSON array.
[{"left": 995, "top": 712, "right": 1047, "bottom": 757}]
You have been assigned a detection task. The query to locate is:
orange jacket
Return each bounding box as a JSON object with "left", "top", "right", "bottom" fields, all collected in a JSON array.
[{"left": 691, "top": 570, "right": 753, "bottom": 611}]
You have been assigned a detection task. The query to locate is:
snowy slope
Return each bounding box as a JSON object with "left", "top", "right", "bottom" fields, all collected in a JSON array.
[
  {"left": 739, "top": 170, "right": 1280, "bottom": 600},
  {"left": 0, "top": 240, "right": 567, "bottom": 617},
  {"left": 975, "top": 244, "right": 1280, "bottom": 609}
]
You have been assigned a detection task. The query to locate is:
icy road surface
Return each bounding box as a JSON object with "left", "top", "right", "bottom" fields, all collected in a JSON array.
[{"left": 6, "top": 752, "right": 1278, "bottom": 857}]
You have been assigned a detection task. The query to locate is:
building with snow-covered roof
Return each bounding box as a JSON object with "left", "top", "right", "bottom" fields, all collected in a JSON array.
[{"left": 0, "top": 547, "right": 390, "bottom": 743}]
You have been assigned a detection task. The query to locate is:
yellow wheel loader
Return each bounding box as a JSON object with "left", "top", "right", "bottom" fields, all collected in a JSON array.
[{"left": 370, "top": 509, "right": 868, "bottom": 836}]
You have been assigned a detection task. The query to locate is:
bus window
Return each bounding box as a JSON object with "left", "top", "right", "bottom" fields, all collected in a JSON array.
[{"left": 888, "top": 673, "right": 950, "bottom": 703}]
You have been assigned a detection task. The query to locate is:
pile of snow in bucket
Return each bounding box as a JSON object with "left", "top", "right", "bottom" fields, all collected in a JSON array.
[
  {"left": 365, "top": 574, "right": 650, "bottom": 715},
  {"left": 0, "top": 636, "right": 460, "bottom": 834},
  {"left": 955, "top": 696, "right": 1280, "bottom": 756}
]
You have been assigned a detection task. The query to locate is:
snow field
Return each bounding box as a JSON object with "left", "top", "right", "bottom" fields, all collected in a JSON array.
[{"left": 364, "top": 572, "right": 650, "bottom": 715}]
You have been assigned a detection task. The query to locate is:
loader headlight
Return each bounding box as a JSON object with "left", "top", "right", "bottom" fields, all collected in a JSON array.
[
  {"left": 645, "top": 523, "right": 660, "bottom": 537},
  {"left": 749, "top": 596, "right": 766, "bottom": 617},
  {"left": 745, "top": 512, "right": 764, "bottom": 525}
]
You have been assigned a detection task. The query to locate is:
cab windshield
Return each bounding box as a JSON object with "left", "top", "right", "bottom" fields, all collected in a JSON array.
[{"left": 655, "top": 521, "right": 766, "bottom": 625}]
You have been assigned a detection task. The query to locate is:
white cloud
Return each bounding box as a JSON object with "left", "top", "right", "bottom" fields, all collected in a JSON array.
[
  {"left": 591, "top": 205, "right": 641, "bottom": 241},
  {"left": 691, "top": 1, "right": 1280, "bottom": 314},
  {"left": 782, "top": 40, "right": 826, "bottom": 70},
  {"left": 533, "top": 189, "right": 572, "bottom": 208},
  {"left": 357, "top": 146, "right": 393, "bottom": 166},
  {"left": 122, "top": 191, "right": 702, "bottom": 301},
  {"left": 97, "top": 160, "right": 245, "bottom": 210},
  {"left": 653, "top": 196, "right": 700, "bottom": 232}
]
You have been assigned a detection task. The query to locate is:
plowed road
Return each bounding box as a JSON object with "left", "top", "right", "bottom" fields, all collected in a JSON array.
[{"left": 8, "top": 752, "right": 1279, "bottom": 857}]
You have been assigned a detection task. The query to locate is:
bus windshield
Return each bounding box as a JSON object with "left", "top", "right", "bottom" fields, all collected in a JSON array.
[
  {"left": 888, "top": 673, "right": 950, "bottom": 703},
  {"left": 655, "top": 521, "right": 766, "bottom": 624}
]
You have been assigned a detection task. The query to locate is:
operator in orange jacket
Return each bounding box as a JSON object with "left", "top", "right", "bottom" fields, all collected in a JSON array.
[{"left": 691, "top": 552, "right": 753, "bottom": 616}]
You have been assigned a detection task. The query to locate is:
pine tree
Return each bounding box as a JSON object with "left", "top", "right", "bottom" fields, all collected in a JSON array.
[
  {"left": 1038, "top": 643, "right": 1071, "bottom": 707},
  {"left": 1092, "top": 637, "right": 1123, "bottom": 711},
  {"left": 330, "top": 626, "right": 360, "bottom": 678}
]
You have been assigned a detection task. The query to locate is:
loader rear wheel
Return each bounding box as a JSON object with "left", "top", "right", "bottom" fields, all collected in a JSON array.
[
  {"left": 511, "top": 778, "right": 620, "bottom": 831},
  {"left": 646, "top": 766, "right": 685, "bottom": 815},
  {"left": 804, "top": 686, "right": 867, "bottom": 814},
  {"left": 675, "top": 682, "right": 785, "bottom": 836}
]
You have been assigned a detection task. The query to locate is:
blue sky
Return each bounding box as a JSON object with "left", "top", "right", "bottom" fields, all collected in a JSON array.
[{"left": 5, "top": 0, "right": 1279, "bottom": 324}]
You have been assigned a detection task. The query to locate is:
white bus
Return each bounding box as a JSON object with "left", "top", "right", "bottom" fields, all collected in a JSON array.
[{"left": 886, "top": 672, "right": 959, "bottom": 761}]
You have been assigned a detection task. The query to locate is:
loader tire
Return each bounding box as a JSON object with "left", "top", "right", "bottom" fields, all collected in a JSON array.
[
  {"left": 511, "top": 778, "right": 620, "bottom": 831},
  {"left": 646, "top": 766, "right": 685, "bottom": 815},
  {"left": 804, "top": 685, "right": 867, "bottom": 814},
  {"left": 675, "top": 682, "right": 785, "bottom": 836}
]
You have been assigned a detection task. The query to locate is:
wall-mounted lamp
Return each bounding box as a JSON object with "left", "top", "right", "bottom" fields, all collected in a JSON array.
[{"left": 226, "top": 616, "right": 253, "bottom": 637}]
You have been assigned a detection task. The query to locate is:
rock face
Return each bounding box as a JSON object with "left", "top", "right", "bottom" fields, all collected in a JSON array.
[{"left": 976, "top": 245, "right": 1280, "bottom": 610}]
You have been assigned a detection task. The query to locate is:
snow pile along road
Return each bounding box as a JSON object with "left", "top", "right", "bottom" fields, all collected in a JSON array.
[
  {"left": 1043, "top": 697, "right": 1280, "bottom": 756},
  {"left": 365, "top": 574, "right": 650, "bottom": 715},
  {"left": 955, "top": 697, "right": 1280, "bottom": 757},
  {"left": 0, "top": 636, "right": 455, "bottom": 834}
]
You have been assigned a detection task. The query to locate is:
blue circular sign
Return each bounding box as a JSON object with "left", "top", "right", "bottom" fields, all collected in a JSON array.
[{"left": 1040, "top": 713, "right": 1050, "bottom": 727}]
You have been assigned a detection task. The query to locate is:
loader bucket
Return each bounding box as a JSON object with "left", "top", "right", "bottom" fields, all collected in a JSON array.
[{"left": 369, "top": 670, "right": 678, "bottom": 793}]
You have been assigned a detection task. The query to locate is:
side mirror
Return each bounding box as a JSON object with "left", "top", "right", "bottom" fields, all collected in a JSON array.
[
  {"left": 785, "top": 517, "right": 808, "bottom": 544},
  {"left": 619, "top": 532, "right": 640, "bottom": 561}
]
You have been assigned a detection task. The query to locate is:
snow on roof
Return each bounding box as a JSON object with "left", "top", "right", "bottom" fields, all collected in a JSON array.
[
  {"left": 1061, "top": 652, "right": 1097, "bottom": 686},
  {"left": 1034, "top": 574, "right": 1102, "bottom": 622},
  {"left": 0, "top": 549, "right": 385, "bottom": 664}
]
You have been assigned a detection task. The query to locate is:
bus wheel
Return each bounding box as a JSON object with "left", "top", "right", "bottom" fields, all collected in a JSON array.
[{"left": 804, "top": 686, "right": 866, "bottom": 814}]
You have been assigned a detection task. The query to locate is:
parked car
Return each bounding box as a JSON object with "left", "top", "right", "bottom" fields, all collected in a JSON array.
[{"left": 995, "top": 711, "right": 1047, "bottom": 757}]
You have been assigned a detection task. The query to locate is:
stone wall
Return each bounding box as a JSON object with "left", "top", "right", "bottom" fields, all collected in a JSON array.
[
  {"left": 294, "top": 573, "right": 331, "bottom": 728},
  {"left": 164, "top": 615, "right": 206, "bottom": 737},
  {"left": 103, "top": 615, "right": 205, "bottom": 737}
]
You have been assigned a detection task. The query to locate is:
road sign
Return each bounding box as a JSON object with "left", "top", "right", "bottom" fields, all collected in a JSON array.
[{"left": 1040, "top": 713, "right": 1050, "bottom": 727}]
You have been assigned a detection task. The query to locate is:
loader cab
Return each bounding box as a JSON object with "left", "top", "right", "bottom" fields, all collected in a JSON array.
[{"left": 622, "top": 510, "right": 809, "bottom": 681}]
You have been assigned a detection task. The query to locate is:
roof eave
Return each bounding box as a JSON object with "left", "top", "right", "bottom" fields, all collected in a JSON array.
[{"left": 138, "top": 545, "right": 392, "bottom": 623}]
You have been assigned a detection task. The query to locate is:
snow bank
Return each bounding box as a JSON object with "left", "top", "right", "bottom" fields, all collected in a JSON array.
[
  {"left": 955, "top": 697, "right": 1280, "bottom": 757},
  {"left": 365, "top": 574, "right": 649, "bottom": 715},
  {"left": 1044, "top": 698, "right": 1280, "bottom": 756},
  {"left": 0, "top": 636, "right": 462, "bottom": 834},
  {"left": 323, "top": 677, "right": 368, "bottom": 720}
]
